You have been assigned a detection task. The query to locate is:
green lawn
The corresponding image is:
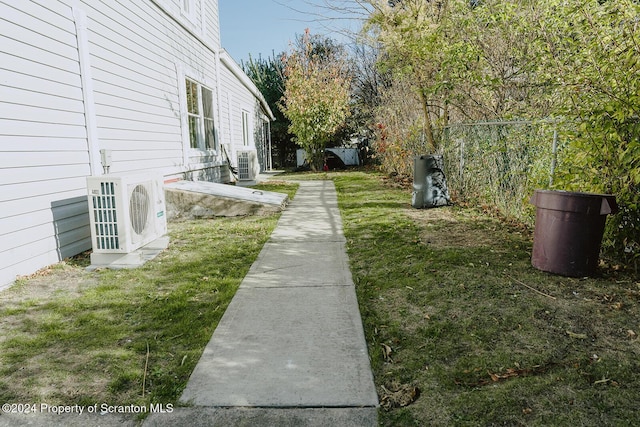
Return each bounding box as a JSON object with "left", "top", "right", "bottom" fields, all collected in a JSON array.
[
  {"left": 2, "top": 172, "right": 638, "bottom": 426},
  {"left": 330, "top": 171, "right": 640, "bottom": 426},
  {"left": 0, "top": 182, "right": 298, "bottom": 415}
]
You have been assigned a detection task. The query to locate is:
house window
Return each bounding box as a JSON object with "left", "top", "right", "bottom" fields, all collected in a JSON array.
[
  {"left": 242, "top": 110, "right": 250, "bottom": 146},
  {"left": 186, "top": 78, "right": 216, "bottom": 151},
  {"left": 202, "top": 88, "right": 215, "bottom": 150},
  {"left": 181, "top": 0, "right": 192, "bottom": 16}
]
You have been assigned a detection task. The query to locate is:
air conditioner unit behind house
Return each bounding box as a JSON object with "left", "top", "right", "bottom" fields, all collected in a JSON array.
[
  {"left": 238, "top": 151, "right": 258, "bottom": 181},
  {"left": 87, "top": 173, "right": 167, "bottom": 254}
]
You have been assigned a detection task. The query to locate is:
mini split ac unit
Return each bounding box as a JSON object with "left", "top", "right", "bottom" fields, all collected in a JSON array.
[
  {"left": 237, "top": 151, "right": 257, "bottom": 181},
  {"left": 87, "top": 173, "right": 167, "bottom": 254}
]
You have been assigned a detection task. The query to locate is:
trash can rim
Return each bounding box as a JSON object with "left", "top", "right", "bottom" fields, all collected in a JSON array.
[
  {"left": 530, "top": 189, "right": 618, "bottom": 215},
  {"left": 532, "top": 189, "right": 615, "bottom": 198}
]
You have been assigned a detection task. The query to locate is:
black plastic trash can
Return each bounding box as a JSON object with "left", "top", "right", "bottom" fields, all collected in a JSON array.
[{"left": 530, "top": 190, "right": 618, "bottom": 277}]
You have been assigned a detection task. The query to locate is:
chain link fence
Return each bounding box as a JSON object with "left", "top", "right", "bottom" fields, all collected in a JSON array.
[
  {"left": 440, "top": 120, "right": 560, "bottom": 225},
  {"left": 374, "top": 119, "right": 637, "bottom": 267}
]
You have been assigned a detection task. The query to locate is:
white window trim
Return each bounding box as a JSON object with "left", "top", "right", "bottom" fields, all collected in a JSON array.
[
  {"left": 180, "top": 0, "right": 195, "bottom": 22},
  {"left": 187, "top": 79, "right": 216, "bottom": 151},
  {"left": 241, "top": 110, "right": 250, "bottom": 147},
  {"left": 176, "top": 64, "right": 218, "bottom": 166},
  {"left": 151, "top": 0, "right": 206, "bottom": 44}
]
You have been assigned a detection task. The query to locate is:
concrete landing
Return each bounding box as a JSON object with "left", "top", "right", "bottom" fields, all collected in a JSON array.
[
  {"left": 87, "top": 236, "right": 170, "bottom": 271},
  {"left": 165, "top": 180, "right": 288, "bottom": 219}
]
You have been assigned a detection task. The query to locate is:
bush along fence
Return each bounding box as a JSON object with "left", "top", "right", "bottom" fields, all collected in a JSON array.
[
  {"left": 440, "top": 120, "right": 557, "bottom": 224},
  {"left": 375, "top": 119, "right": 638, "bottom": 270}
]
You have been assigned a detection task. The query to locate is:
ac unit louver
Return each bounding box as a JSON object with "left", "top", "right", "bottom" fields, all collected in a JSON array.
[
  {"left": 237, "top": 151, "right": 251, "bottom": 180},
  {"left": 237, "top": 151, "right": 254, "bottom": 181},
  {"left": 87, "top": 173, "right": 167, "bottom": 253}
]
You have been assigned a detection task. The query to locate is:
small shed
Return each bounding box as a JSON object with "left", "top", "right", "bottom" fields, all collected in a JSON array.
[{"left": 296, "top": 148, "right": 361, "bottom": 168}]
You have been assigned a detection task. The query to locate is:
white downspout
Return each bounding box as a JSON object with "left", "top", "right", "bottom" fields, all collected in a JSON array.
[
  {"left": 72, "top": 6, "right": 101, "bottom": 176},
  {"left": 215, "top": 50, "right": 223, "bottom": 153},
  {"left": 268, "top": 121, "right": 273, "bottom": 171}
]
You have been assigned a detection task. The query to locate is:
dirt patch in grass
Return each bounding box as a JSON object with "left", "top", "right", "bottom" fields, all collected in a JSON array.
[
  {"left": 407, "top": 208, "right": 498, "bottom": 249},
  {"left": 3, "top": 262, "right": 99, "bottom": 305},
  {"left": 407, "top": 206, "right": 534, "bottom": 255},
  {"left": 0, "top": 264, "right": 99, "bottom": 349}
]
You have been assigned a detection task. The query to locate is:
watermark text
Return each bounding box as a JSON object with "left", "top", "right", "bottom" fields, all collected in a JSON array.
[{"left": 1, "top": 402, "right": 174, "bottom": 415}]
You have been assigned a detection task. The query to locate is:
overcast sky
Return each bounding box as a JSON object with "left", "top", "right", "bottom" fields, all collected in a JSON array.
[{"left": 218, "top": 0, "right": 364, "bottom": 65}]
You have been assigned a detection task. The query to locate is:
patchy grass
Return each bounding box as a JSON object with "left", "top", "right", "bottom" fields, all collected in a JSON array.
[
  {"left": 3, "top": 171, "right": 638, "bottom": 425},
  {"left": 330, "top": 171, "right": 640, "bottom": 426},
  {"left": 0, "top": 181, "right": 298, "bottom": 412},
  {"left": 253, "top": 181, "right": 299, "bottom": 201}
]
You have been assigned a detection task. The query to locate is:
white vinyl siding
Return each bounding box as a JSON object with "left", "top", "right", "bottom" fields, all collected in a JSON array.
[
  {"left": 0, "top": 0, "right": 226, "bottom": 289},
  {"left": 202, "top": 0, "right": 220, "bottom": 46},
  {"left": 182, "top": 0, "right": 191, "bottom": 14},
  {"left": 87, "top": 0, "right": 188, "bottom": 173},
  {"left": 152, "top": 0, "right": 218, "bottom": 47},
  {"left": 219, "top": 60, "right": 257, "bottom": 149},
  {"left": 218, "top": 51, "right": 275, "bottom": 177},
  {"left": 181, "top": 0, "right": 193, "bottom": 18},
  {"left": 0, "top": 0, "right": 91, "bottom": 289}
]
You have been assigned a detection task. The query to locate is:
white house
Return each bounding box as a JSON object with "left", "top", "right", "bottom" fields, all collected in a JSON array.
[
  {"left": 0, "top": 0, "right": 275, "bottom": 289},
  {"left": 218, "top": 49, "right": 274, "bottom": 181}
]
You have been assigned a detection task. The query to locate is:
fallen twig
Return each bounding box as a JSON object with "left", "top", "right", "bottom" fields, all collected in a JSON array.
[
  {"left": 507, "top": 275, "right": 556, "bottom": 300},
  {"left": 142, "top": 341, "right": 150, "bottom": 397},
  {"left": 566, "top": 330, "right": 587, "bottom": 339},
  {"left": 456, "top": 363, "right": 553, "bottom": 387}
]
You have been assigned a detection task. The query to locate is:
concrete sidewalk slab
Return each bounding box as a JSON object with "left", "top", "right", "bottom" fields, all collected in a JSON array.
[
  {"left": 242, "top": 241, "right": 352, "bottom": 287},
  {"left": 147, "top": 180, "right": 378, "bottom": 426},
  {"left": 179, "top": 285, "right": 376, "bottom": 407},
  {"left": 0, "top": 412, "right": 136, "bottom": 427},
  {"left": 267, "top": 181, "right": 345, "bottom": 243},
  {"left": 268, "top": 209, "right": 345, "bottom": 243}
]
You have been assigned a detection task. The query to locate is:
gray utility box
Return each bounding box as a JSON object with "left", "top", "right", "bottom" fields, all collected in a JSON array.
[{"left": 412, "top": 154, "right": 451, "bottom": 209}]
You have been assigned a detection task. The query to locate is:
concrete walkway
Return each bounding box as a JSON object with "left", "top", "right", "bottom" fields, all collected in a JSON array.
[{"left": 144, "top": 180, "right": 378, "bottom": 426}]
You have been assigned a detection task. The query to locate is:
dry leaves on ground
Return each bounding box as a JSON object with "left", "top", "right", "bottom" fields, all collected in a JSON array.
[{"left": 379, "top": 381, "right": 421, "bottom": 410}]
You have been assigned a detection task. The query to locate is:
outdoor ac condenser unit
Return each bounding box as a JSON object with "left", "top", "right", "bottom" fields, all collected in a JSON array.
[
  {"left": 237, "top": 151, "right": 259, "bottom": 181},
  {"left": 237, "top": 151, "right": 253, "bottom": 181},
  {"left": 87, "top": 173, "right": 167, "bottom": 254}
]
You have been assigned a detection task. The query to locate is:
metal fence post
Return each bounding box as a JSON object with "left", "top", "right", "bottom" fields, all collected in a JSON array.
[
  {"left": 459, "top": 137, "right": 465, "bottom": 186},
  {"left": 549, "top": 128, "right": 558, "bottom": 187}
]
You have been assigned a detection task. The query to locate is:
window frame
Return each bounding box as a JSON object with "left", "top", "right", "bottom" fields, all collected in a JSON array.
[
  {"left": 180, "top": 0, "right": 195, "bottom": 20},
  {"left": 241, "top": 110, "right": 250, "bottom": 146},
  {"left": 185, "top": 76, "right": 217, "bottom": 153}
]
